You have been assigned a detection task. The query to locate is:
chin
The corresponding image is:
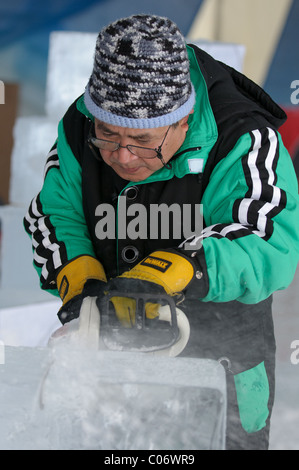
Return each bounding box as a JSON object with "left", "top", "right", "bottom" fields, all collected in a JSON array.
[{"left": 117, "top": 169, "right": 152, "bottom": 182}]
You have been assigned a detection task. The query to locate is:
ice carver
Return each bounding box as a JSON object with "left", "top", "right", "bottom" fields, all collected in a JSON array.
[{"left": 24, "top": 14, "right": 299, "bottom": 450}]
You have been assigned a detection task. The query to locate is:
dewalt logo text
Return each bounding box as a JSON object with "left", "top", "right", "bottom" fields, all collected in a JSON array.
[{"left": 140, "top": 256, "right": 172, "bottom": 273}]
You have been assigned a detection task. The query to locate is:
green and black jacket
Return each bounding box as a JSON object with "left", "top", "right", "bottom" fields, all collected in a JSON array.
[{"left": 24, "top": 45, "right": 299, "bottom": 433}]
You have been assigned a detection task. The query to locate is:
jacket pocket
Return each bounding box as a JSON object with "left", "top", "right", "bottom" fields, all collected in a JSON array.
[{"left": 234, "top": 361, "right": 270, "bottom": 433}]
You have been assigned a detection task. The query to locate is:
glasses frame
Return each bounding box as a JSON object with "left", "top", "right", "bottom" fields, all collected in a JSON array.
[{"left": 87, "top": 124, "right": 172, "bottom": 169}]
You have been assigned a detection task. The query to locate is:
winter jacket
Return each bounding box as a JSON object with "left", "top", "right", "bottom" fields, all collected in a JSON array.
[{"left": 24, "top": 44, "right": 299, "bottom": 436}]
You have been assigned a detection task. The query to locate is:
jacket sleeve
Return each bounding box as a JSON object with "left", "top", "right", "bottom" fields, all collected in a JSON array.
[
  {"left": 184, "top": 126, "right": 299, "bottom": 304},
  {"left": 23, "top": 118, "right": 96, "bottom": 296}
]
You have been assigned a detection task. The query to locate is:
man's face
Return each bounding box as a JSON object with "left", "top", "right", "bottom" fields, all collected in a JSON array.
[{"left": 94, "top": 117, "right": 190, "bottom": 182}]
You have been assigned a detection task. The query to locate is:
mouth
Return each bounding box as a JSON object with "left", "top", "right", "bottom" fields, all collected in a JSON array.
[{"left": 120, "top": 166, "right": 140, "bottom": 174}]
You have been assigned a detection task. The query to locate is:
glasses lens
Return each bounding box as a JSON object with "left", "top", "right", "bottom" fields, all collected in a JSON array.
[
  {"left": 90, "top": 137, "right": 158, "bottom": 159},
  {"left": 91, "top": 138, "right": 119, "bottom": 152},
  {"left": 128, "top": 146, "right": 157, "bottom": 159}
]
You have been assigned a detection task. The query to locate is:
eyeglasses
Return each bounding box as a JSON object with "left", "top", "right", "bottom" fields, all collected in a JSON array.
[{"left": 88, "top": 124, "right": 172, "bottom": 169}]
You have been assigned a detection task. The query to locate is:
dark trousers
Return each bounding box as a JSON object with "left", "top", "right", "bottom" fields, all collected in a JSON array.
[{"left": 180, "top": 296, "right": 276, "bottom": 450}]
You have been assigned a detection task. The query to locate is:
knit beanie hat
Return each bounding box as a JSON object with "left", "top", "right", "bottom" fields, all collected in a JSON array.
[{"left": 84, "top": 14, "right": 195, "bottom": 128}]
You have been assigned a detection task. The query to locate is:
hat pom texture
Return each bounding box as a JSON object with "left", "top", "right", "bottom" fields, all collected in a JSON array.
[{"left": 84, "top": 15, "right": 195, "bottom": 128}]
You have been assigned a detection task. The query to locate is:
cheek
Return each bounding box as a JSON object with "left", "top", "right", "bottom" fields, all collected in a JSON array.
[
  {"left": 149, "top": 161, "right": 163, "bottom": 172},
  {"left": 100, "top": 151, "right": 113, "bottom": 165}
]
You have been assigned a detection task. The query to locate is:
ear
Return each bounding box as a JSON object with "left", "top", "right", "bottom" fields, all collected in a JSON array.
[{"left": 180, "top": 110, "right": 194, "bottom": 131}]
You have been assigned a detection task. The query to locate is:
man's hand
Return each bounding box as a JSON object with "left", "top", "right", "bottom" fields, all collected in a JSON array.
[
  {"left": 56, "top": 255, "right": 107, "bottom": 324},
  {"left": 103, "top": 249, "right": 201, "bottom": 327}
]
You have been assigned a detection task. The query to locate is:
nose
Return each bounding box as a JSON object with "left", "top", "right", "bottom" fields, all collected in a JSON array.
[{"left": 115, "top": 146, "right": 139, "bottom": 164}]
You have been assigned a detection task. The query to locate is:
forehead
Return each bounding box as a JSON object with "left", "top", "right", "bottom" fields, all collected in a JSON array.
[{"left": 94, "top": 119, "right": 167, "bottom": 139}]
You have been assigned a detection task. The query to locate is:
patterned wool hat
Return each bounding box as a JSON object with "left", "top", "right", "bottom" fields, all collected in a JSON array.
[{"left": 84, "top": 14, "right": 195, "bottom": 128}]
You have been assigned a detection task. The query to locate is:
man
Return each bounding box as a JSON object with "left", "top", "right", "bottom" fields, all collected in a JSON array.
[{"left": 24, "top": 14, "right": 299, "bottom": 449}]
